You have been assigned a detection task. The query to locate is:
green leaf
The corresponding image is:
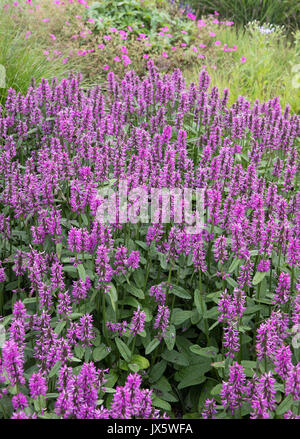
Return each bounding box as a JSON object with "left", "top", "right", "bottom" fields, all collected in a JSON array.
[
  {"left": 151, "top": 396, "right": 171, "bottom": 412},
  {"left": 55, "top": 320, "right": 66, "bottom": 335},
  {"left": 189, "top": 345, "right": 218, "bottom": 358},
  {"left": 276, "top": 394, "right": 293, "bottom": 415},
  {"left": 107, "top": 282, "right": 118, "bottom": 311},
  {"left": 132, "top": 269, "right": 145, "bottom": 289},
  {"left": 162, "top": 350, "right": 189, "bottom": 366},
  {"left": 171, "top": 309, "right": 192, "bottom": 325},
  {"left": 56, "top": 243, "right": 62, "bottom": 259},
  {"left": 128, "top": 363, "right": 140, "bottom": 373},
  {"left": 178, "top": 374, "right": 206, "bottom": 390},
  {"left": 126, "top": 285, "right": 145, "bottom": 300},
  {"left": 170, "top": 285, "right": 191, "bottom": 299},
  {"left": 77, "top": 264, "right": 86, "bottom": 282},
  {"left": 211, "top": 383, "right": 222, "bottom": 396},
  {"left": 130, "top": 355, "right": 150, "bottom": 370},
  {"left": 149, "top": 360, "right": 167, "bottom": 383},
  {"left": 164, "top": 325, "right": 176, "bottom": 351},
  {"left": 145, "top": 338, "right": 160, "bottom": 355},
  {"left": 212, "top": 361, "right": 225, "bottom": 368},
  {"left": 226, "top": 276, "right": 238, "bottom": 288},
  {"left": 194, "top": 289, "right": 204, "bottom": 315},
  {"left": 93, "top": 344, "right": 110, "bottom": 362},
  {"left": 74, "top": 345, "right": 85, "bottom": 359},
  {"left": 115, "top": 337, "right": 131, "bottom": 362},
  {"left": 241, "top": 360, "right": 256, "bottom": 369},
  {"left": 49, "top": 361, "right": 62, "bottom": 378},
  {"left": 228, "top": 257, "right": 240, "bottom": 273},
  {"left": 252, "top": 271, "right": 267, "bottom": 285}
]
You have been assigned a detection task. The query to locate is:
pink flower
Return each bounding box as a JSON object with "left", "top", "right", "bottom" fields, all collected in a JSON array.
[
  {"left": 212, "top": 19, "right": 219, "bottom": 24},
  {"left": 109, "top": 27, "right": 118, "bottom": 32},
  {"left": 240, "top": 56, "right": 246, "bottom": 63},
  {"left": 232, "top": 45, "right": 237, "bottom": 51},
  {"left": 143, "top": 54, "right": 149, "bottom": 59},
  {"left": 162, "top": 52, "right": 168, "bottom": 58},
  {"left": 145, "top": 42, "right": 152, "bottom": 47},
  {"left": 62, "top": 58, "right": 69, "bottom": 64},
  {"left": 113, "top": 56, "right": 121, "bottom": 62},
  {"left": 198, "top": 20, "right": 206, "bottom": 28},
  {"left": 65, "top": 21, "right": 70, "bottom": 26},
  {"left": 166, "top": 33, "right": 173, "bottom": 38},
  {"left": 187, "top": 12, "right": 196, "bottom": 20},
  {"left": 49, "top": 34, "right": 56, "bottom": 41},
  {"left": 198, "top": 54, "right": 205, "bottom": 59},
  {"left": 103, "top": 64, "right": 110, "bottom": 70},
  {"left": 80, "top": 32, "right": 86, "bottom": 38},
  {"left": 43, "top": 50, "right": 49, "bottom": 55},
  {"left": 104, "top": 35, "right": 111, "bottom": 40},
  {"left": 42, "top": 18, "right": 50, "bottom": 22},
  {"left": 88, "top": 18, "right": 95, "bottom": 23},
  {"left": 199, "top": 43, "right": 206, "bottom": 48},
  {"left": 97, "top": 43, "right": 105, "bottom": 49},
  {"left": 214, "top": 11, "right": 219, "bottom": 15},
  {"left": 226, "top": 21, "right": 234, "bottom": 26},
  {"left": 192, "top": 47, "right": 198, "bottom": 53},
  {"left": 209, "top": 32, "right": 216, "bottom": 37},
  {"left": 128, "top": 26, "right": 133, "bottom": 32},
  {"left": 181, "top": 43, "right": 187, "bottom": 47},
  {"left": 171, "top": 46, "right": 177, "bottom": 51},
  {"left": 211, "top": 64, "right": 217, "bottom": 70},
  {"left": 181, "top": 30, "right": 187, "bottom": 34},
  {"left": 25, "top": 31, "right": 31, "bottom": 39},
  {"left": 215, "top": 40, "right": 221, "bottom": 46},
  {"left": 76, "top": 15, "right": 82, "bottom": 19},
  {"left": 120, "top": 46, "right": 128, "bottom": 54},
  {"left": 122, "top": 55, "right": 131, "bottom": 66}
]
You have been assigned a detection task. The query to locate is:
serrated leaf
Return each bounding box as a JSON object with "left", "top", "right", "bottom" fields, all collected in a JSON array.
[
  {"left": 171, "top": 309, "right": 192, "bottom": 325},
  {"left": 49, "top": 361, "right": 62, "bottom": 378},
  {"left": 77, "top": 264, "right": 86, "bottom": 282},
  {"left": 145, "top": 338, "right": 160, "bottom": 355},
  {"left": 55, "top": 320, "right": 66, "bottom": 335},
  {"left": 115, "top": 337, "right": 131, "bottom": 362},
  {"left": 189, "top": 345, "right": 218, "bottom": 358},
  {"left": 211, "top": 383, "right": 222, "bottom": 396},
  {"left": 228, "top": 257, "right": 240, "bottom": 273},
  {"left": 126, "top": 285, "right": 145, "bottom": 299},
  {"left": 178, "top": 374, "right": 206, "bottom": 390},
  {"left": 164, "top": 324, "right": 176, "bottom": 351},
  {"left": 107, "top": 282, "right": 117, "bottom": 311},
  {"left": 170, "top": 285, "right": 191, "bottom": 299},
  {"left": 152, "top": 396, "right": 171, "bottom": 412},
  {"left": 252, "top": 271, "right": 267, "bottom": 285},
  {"left": 162, "top": 350, "right": 189, "bottom": 366},
  {"left": 93, "top": 345, "right": 110, "bottom": 362},
  {"left": 131, "top": 354, "right": 150, "bottom": 370},
  {"left": 276, "top": 394, "right": 293, "bottom": 415}
]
